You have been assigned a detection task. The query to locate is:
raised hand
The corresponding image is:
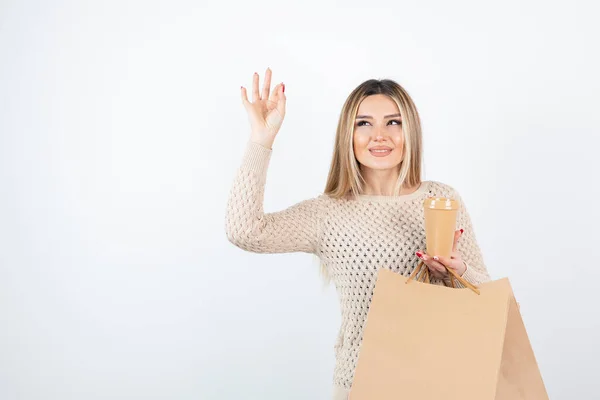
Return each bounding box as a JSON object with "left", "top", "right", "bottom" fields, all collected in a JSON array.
[{"left": 240, "top": 67, "right": 286, "bottom": 149}]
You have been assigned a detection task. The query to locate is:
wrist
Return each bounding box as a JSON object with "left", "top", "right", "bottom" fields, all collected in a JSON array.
[{"left": 250, "top": 133, "right": 276, "bottom": 150}]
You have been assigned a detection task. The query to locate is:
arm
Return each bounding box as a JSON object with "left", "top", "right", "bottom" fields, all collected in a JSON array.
[{"left": 224, "top": 139, "right": 324, "bottom": 254}]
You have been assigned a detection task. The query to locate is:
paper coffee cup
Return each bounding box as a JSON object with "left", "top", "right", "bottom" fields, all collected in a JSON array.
[{"left": 423, "top": 197, "right": 460, "bottom": 258}]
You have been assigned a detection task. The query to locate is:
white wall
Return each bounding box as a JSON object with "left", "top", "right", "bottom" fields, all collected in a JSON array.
[{"left": 1, "top": 1, "right": 598, "bottom": 399}]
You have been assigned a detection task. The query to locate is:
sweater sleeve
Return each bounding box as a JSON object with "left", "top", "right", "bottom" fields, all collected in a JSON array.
[
  {"left": 447, "top": 189, "right": 491, "bottom": 287},
  {"left": 224, "top": 139, "right": 324, "bottom": 255}
]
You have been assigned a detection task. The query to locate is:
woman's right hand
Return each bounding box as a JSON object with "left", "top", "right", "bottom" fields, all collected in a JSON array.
[{"left": 240, "top": 67, "right": 286, "bottom": 149}]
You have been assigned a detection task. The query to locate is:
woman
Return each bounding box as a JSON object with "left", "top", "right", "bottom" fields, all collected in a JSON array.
[{"left": 225, "top": 67, "right": 491, "bottom": 399}]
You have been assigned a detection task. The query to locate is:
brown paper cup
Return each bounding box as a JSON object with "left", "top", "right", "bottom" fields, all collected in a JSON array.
[{"left": 423, "top": 197, "right": 460, "bottom": 258}]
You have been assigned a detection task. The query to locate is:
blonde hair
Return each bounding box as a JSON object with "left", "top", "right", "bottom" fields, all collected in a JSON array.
[{"left": 317, "top": 79, "right": 424, "bottom": 282}]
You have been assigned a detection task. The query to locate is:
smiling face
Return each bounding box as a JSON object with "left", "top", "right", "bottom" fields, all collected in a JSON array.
[{"left": 353, "top": 94, "right": 404, "bottom": 171}]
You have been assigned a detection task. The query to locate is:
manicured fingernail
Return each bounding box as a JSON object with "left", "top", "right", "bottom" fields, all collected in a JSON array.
[
  {"left": 460, "top": 228, "right": 464, "bottom": 234},
  {"left": 282, "top": 83, "right": 285, "bottom": 92},
  {"left": 416, "top": 251, "right": 423, "bottom": 259},
  {"left": 433, "top": 256, "right": 439, "bottom": 261}
]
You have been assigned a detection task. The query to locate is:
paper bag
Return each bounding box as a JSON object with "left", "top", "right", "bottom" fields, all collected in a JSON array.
[{"left": 349, "top": 268, "right": 548, "bottom": 400}]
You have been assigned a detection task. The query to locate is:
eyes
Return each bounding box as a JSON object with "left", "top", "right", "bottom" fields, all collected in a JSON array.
[{"left": 356, "top": 119, "right": 402, "bottom": 127}]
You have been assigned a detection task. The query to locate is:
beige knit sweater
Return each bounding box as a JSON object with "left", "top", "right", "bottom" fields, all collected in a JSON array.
[{"left": 224, "top": 139, "right": 492, "bottom": 394}]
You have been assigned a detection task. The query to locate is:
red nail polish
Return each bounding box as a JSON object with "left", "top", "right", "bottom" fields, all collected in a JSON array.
[
  {"left": 416, "top": 251, "right": 423, "bottom": 258},
  {"left": 282, "top": 83, "right": 285, "bottom": 92},
  {"left": 460, "top": 228, "right": 464, "bottom": 234}
]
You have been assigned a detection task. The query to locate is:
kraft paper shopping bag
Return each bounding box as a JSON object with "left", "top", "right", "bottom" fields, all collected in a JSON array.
[{"left": 349, "top": 268, "right": 548, "bottom": 400}]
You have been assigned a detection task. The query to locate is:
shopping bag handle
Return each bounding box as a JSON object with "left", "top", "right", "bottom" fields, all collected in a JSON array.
[{"left": 407, "top": 260, "right": 481, "bottom": 295}]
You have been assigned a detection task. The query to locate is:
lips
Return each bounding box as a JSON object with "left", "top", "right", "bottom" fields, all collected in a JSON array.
[
  {"left": 369, "top": 146, "right": 392, "bottom": 151},
  {"left": 369, "top": 146, "right": 393, "bottom": 153},
  {"left": 369, "top": 147, "right": 392, "bottom": 157}
]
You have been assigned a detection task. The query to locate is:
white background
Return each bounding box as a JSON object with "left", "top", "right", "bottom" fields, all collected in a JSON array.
[{"left": 1, "top": 1, "right": 599, "bottom": 399}]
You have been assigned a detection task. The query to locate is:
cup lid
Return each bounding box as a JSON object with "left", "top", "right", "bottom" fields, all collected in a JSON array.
[{"left": 423, "top": 197, "right": 459, "bottom": 210}]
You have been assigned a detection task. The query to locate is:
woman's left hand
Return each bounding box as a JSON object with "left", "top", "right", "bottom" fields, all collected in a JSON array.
[{"left": 415, "top": 229, "right": 467, "bottom": 279}]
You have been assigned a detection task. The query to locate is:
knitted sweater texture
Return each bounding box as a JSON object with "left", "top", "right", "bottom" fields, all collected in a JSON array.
[{"left": 225, "top": 140, "right": 492, "bottom": 393}]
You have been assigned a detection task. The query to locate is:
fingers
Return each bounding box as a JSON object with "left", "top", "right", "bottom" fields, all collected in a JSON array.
[
  {"left": 416, "top": 250, "right": 447, "bottom": 277},
  {"left": 248, "top": 69, "right": 279, "bottom": 104},
  {"left": 240, "top": 86, "right": 250, "bottom": 108},
  {"left": 426, "top": 258, "right": 447, "bottom": 275},
  {"left": 269, "top": 83, "right": 281, "bottom": 105},
  {"left": 266, "top": 81, "right": 286, "bottom": 112},
  {"left": 427, "top": 264, "right": 445, "bottom": 279},
  {"left": 427, "top": 263, "right": 446, "bottom": 279},
  {"left": 261, "top": 67, "right": 272, "bottom": 100},
  {"left": 252, "top": 72, "right": 260, "bottom": 102},
  {"left": 434, "top": 255, "right": 456, "bottom": 271},
  {"left": 277, "top": 82, "right": 286, "bottom": 115},
  {"left": 452, "top": 228, "right": 464, "bottom": 252}
]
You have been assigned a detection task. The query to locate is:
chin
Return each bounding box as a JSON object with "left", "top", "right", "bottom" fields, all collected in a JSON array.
[{"left": 360, "top": 160, "right": 402, "bottom": 170}]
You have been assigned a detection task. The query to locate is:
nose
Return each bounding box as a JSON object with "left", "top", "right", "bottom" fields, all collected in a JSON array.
[{"left": 373, "top": 124, "right": 387, "bottom": 140}]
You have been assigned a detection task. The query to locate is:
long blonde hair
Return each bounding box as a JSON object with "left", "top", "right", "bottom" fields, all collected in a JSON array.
[{"left": 316, "top": 79, "right": 424, "bottom": 282}]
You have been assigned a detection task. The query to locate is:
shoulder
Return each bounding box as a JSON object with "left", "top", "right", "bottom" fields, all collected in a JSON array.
[
  {"left": 300, "top": 192, "right": 347, "bottom": 218},
  {"left": 312, "top": 192, "right": 344, "bottom": 205},
  {"left": 292, "top": 193, "right": 333, "bottom": 214},
  {"left": 425, "top": 180, "right": 463, "bottom": 199},
  {"left": 307, "top": 193, "right": 333, "bottom": 204}
]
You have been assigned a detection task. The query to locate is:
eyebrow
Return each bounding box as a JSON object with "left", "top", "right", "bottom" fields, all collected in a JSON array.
[{"left": 355, "top": 113, "right": 402, "bottom": 119}]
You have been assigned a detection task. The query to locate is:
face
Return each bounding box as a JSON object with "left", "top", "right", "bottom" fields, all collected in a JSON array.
[{"left": 353, "top": 94, "right": 404, "bottom": 171}]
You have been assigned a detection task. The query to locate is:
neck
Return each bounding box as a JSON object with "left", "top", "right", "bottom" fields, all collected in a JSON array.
[{"left": 361, "top": 168, "right": 402, "bottom": 196}]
